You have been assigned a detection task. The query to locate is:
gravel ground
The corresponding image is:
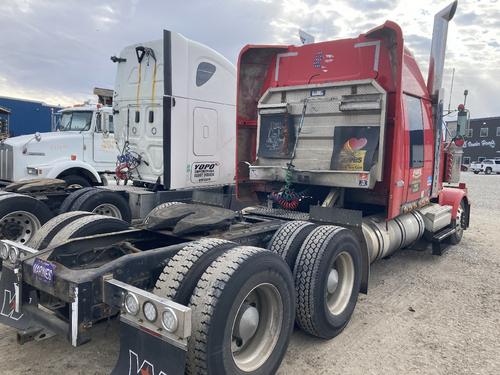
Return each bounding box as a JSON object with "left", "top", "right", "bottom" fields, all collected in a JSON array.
[{"left": 0, "top": 172, "right": 499, "bottom": 374}]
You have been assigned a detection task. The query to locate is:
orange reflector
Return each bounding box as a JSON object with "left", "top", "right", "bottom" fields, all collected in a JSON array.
[{"left": 71, "top": 154, "right": 77, "bottom": 160}]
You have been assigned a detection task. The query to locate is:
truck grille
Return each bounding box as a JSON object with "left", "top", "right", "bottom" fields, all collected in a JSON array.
[{"left": 0, "top": 143, "right": 13, "bottom": 181}]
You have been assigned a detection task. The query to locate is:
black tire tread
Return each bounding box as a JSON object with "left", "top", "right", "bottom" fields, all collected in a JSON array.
[
  {"left": 61, "top": 174, "right": 92, "bottom": 188},
  {"left": 293, "top": 225, "right": 344, "bottom": 336},
  {"left": 59, "top": 187, "right": 98, "bottom": 213},
  {"left": 71, "top": 189, "right": 132, "bottom": 223},
  {"left": 187, "top": 246, "right": 270, "bottom": 375},
  {"left": 268, "top": 220, "right": 316, "bottom": 268},
  {"left": 28, "top": 211, "right": 93, "bottom": 249},
  {"left": 449, "top": 200, "right": 466, "bottom": 245},
  {"left": 154, "top": 238, "right": 236, "bottom": 303},
  {"left": 48, "top": 214, "right": 128, "bottom": 247}
]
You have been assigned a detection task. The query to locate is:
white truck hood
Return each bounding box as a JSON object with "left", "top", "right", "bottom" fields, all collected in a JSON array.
[
  {"left": 3, "top": 131, "right": 83, "bottom": 149},
  {"left": 0, "top": 131, "right": 84, "bottom": 182}
]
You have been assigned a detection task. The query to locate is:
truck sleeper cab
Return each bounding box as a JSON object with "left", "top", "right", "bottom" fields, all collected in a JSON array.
[{"left": 112, "top": 30, "right": 236, "bottom": 189}]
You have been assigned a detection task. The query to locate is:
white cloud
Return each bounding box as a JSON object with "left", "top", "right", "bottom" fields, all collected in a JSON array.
[{"left": 0, "top": 0, "right": 498, "bottom": 116}]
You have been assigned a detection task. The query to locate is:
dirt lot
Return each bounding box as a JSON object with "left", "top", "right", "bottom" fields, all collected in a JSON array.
[{"left": 0, "top": 172, "right": 499, "bottom": 375}]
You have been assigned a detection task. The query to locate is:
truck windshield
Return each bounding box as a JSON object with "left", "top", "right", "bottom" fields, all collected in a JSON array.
[{"left": 59, "top": 111, "right": 93, "bottom": 131}]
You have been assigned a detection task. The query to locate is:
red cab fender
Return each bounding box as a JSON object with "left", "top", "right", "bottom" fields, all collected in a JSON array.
[{"left": 438, "top": 186, "right": 469, "bottom": 218}]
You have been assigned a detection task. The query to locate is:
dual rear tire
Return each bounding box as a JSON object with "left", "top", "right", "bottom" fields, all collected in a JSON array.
[
  {"left": 31, "top": 213, "right": 130, "bottom": 249},
  {"left": 268, "top": 221, "right": 362, "bottom": 339},
  {"left": 154, "top": 239, "right": 295, "bottom": 374},
  {"left": 59, "top": 188, "right": 132, "bottom": 222},
  {"left": 153, "top": 220, "right": 362, "bottom": 373}
]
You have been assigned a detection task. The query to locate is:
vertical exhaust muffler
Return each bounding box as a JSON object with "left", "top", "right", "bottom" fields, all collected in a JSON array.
[
  {"left": 427, "top": 1, "right": 458, "bottom": 197},
  {"left": 427, "top": 0, "right": 458, "bottom": 98}
]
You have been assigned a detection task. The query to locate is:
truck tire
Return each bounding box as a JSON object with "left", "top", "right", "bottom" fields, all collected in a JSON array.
[
  {"left": 28, "top": 211, "right": 94, "bottom": 250},
  {"left": 449, "top": 200, "right": 466, "bottom": 245},
  {"left": 154, "top": 239, "right": 237, "bottom": 305},
  {"left": 59, "top": 187, "right": 99, "bottom": 213},
  {"left": 268, "top": 220, "right": 316, "bottom": 269},
  {"left": 71, "top": 190, "right": 132, "bottom": 223},
  {"left": 61, "top": 174, "right": 92, "bottom": 188},
  {"left": 187, "top": 246, "right": 295, "bottom": 375},
  {"left": 0, "top": 194, "right": 53, "bottom": 244},
  {"left": 473, "top": 171, "right": 479, "bottom": 174},
  {"left": 144, "top": 201, "right": 185, "bottom": 225},
  {"left": 48, "top": 214, "right": 130, "bottom": 248},
  {"left": 485, "top": 167, "right": 492, "bottom": 175},
  {"left": 293, "top": 225, "right": 362, "bottom": 339}
]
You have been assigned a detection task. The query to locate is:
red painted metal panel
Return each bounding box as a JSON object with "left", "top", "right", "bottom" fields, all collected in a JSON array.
[
  {"left": 439, "top": 186, "right": 467, "bottom": 217},
  {"left": 235, "top": 21, "right": 459, "bottom": 220}
]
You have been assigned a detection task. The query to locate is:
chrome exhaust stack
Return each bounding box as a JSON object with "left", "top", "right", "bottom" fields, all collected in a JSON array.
[
  {"left": 427, "top": 0, "right": 458, "bottom": 99},
  {"left": 427, "top": 1, "right": 458, "bottom": 197}
]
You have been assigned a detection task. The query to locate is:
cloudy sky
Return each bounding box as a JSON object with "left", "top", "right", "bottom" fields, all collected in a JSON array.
[{"left": 0, "top": 0, "right": 499, "bottom": 118}]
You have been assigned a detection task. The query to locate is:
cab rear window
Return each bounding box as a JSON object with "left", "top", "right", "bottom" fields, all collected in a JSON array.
[{"left": 405, "top": 95, "right": 424, "bottom": 168}]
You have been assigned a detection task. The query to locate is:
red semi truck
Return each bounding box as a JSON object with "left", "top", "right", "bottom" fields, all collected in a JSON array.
[{"left": 0, "top": 2, "right": 469, "bottom": 374}]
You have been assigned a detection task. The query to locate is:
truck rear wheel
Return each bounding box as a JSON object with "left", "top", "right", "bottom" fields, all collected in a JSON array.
[
  {"left": 47, "top": 214, "right": 130, "bottom": 247},
  {"left": 0, "top": 194, "right": 53, "bottom": 244},
  {"left": 61, "top": 174, "right": 92, "bottom": 188},
  {"left": 70, "top": 190, "right": 132, "bottom": 223},
  {"left": 59, "top": 187, "right": 98, "bottom": 213},
  {"left": 294, "top": 225, "right": 362, "bottom": 339},
  {"left": 154, "top": 238, "right": 236, "bottom": 305},
  {"left": 268, "top": 220, "right": 316, "bottom": 269},
  {"left": 28, "top": 211, "right": 94, "bottom": 250},
  {"left": 449, "top": 201, "right": 466, "bottom": 245},
  {"left": 187, "top": 246, "right": 294, "bottom": 375},
  {"left": 485, "top": 167, "right": 492, "bottom": 175}
]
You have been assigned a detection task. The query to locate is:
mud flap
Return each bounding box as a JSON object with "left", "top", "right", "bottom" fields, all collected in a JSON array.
[
  {"left": 0, "top": 266, "right": 33, "bottom": 330},
  {"left": 111, "top": 320, "right": 187, "bottom": 375}
]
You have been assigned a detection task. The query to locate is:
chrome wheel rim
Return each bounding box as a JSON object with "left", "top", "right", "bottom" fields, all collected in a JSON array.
[
  {"left": 326, "top": 251, "right": 355, "bottom": 316},
  {"left": 92, "top": 204, "right": 122, "bottom": 219},
  {"left": 231, "top": 283, "right": 283, "bottom": 372},
  {"left": 0, "top": 211, "right": 41, "bottom": 244}
]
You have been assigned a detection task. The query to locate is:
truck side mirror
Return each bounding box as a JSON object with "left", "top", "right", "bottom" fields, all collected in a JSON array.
[
  {"left": 95, "top": 113, "right": 102, "bottom": 132},
  {"left": 457, "top": 110, "right": 469, "bottom": 137}
]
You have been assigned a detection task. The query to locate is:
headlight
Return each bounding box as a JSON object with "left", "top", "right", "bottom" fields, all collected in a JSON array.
[
  {"left": 8, "top": 246, "right": 19, "bottom": 263},
  {"left": 26, "top": 167, "right": 41, "bottom": 175},
  {"left": 0, "top": 242, "right": 9, "bottom": 260},
  {"left": 161, "top": 308, "right": 178, "bottom": 333},
  {"left": 143, "top": 301, "right": 158, "bottom": 322},
  {"left": 124, "top": 293, "right": 140, "bottom": 315}
]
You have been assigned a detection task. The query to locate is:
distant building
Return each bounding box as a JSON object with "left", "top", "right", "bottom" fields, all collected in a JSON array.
[
  {"left": 0, "top": 106, "right": 10, "bottom": 139},
  {"left": 0, "top": 96, "right": 63, "bottom": 137},
  {"left": 447, "top": 116, "right": 500, "bottom": 165}
]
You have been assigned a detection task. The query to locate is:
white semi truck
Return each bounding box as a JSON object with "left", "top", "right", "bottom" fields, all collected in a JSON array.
[
  {"left": 0, "top": 31, "right": 236, "bottom": 244},
  {"left": 0, "top": 104, "right": 117, "bottom": 187}
]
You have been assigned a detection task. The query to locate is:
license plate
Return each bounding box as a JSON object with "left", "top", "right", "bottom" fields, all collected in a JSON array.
[{"left": 32, "top": 258, "right": 56, "bottom": 284}]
